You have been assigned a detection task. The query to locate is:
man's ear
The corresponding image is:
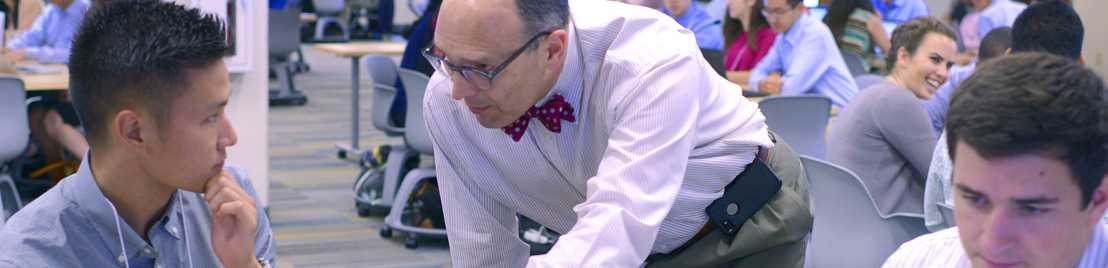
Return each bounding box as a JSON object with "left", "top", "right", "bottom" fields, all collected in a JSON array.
[
  {"left": 1078, "top": 54, "right": 1086, "bottom": 67},
  {"left": 113, "top": 110, "right": 146, "bottom": 153},
  {"left": 1004, "top": 48, "right": 1011, "bottom": 56},
  {"left": 543, "top": 29, "right": 569, "bottom": 70},
  {"left": 1087, "top": 174, "right": 1108, "bottom": 227}
]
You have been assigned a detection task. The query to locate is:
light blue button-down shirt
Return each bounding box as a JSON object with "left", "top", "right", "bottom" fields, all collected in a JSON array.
[
  {"left": 921, "top": 61, "right": 975, "bottom": 137},
  {"left": 976, "top": 0, "right": 1025, "bottom": 40},
  {"left": 4, "top": 0, "right": 89, "bottom": 64},
  {"left": 871, "top": 0, "right": 930, "bottom": 22},
  {"left": 662, "top": 1, "right": 724, "bottom": 51},
  {"left": 0, "top": 155, "right": 278, "bottom": 268},
  {"left": 749, "top": 12, "right": 858, "bottom": 107}
]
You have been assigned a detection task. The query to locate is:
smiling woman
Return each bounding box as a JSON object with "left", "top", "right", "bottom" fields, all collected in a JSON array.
[{"left": 826, "top": 16, "right": 957, "bottom": 217}]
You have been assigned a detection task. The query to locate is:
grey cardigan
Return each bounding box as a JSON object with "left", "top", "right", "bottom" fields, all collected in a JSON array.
[{"left": 826, "top": 81, "right": 937, "bottom": 216}]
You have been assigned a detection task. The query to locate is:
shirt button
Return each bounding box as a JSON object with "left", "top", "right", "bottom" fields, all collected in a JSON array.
[
  {"left": 544, "top": 134, "right": 552, "bottom": 140},
  {"left": 156, "top": 264, "right": 163, "bottom": 268},
  {"left": 142, "top": 248, "right": 151, "bottom": 254},
  {"left": 117, "top": 254, "right": 126, "bottom": 263},
  {"left": 171, "top": 226, "right": 179, "bottom": 235},
  {"left": 659, "top": 244, "right": 668, "bottom": 251}
]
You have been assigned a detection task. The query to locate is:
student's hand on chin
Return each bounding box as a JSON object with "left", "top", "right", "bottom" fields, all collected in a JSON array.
[{"left": 204, "top": 170, "right": 262, "bottom": 268}]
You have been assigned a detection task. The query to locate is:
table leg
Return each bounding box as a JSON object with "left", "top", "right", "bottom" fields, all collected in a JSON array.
[{"left": 336, "top": 56, "right": 365, "bottom": 160}]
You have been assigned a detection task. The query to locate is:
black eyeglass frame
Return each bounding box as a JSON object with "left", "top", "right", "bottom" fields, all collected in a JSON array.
[{"left": 422, "top": 31, "right": 554, "bottom": 90}]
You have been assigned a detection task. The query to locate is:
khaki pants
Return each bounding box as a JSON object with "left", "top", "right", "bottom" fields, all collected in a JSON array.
[{"left": 647, "top": 131, "right": 813, "bottom": 268}]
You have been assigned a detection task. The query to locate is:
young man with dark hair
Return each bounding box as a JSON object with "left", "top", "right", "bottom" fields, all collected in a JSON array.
[
  {"left": 922, "top": 0, "right": 1089, "bottom": 232},
  {"left": 884, "top": 52, "right": 1108, "bottom": 268},
  {"left": 0, "top": 1, "right": 277, "bottom": 267}
]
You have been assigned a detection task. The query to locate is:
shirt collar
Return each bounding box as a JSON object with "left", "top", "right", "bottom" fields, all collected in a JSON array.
[
  {"left": 540, "top": 16, "right": 584, "bottom": 125},
  {"left": 783, "top": 12, "right": 812, "bottom": 44},
  {"left": 1076, "top": 222, "right": 1108, "bottom": 267},
  {"left": 67, "top": 150, "right": 181, "bottom": 263},
  {"left": 59, "top": 0, "right": 90, "bottom": 19}
]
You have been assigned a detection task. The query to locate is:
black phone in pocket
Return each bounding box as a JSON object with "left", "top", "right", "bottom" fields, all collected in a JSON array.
[{"left": 705, "top": 158, "right": 782, "bottom": 236}]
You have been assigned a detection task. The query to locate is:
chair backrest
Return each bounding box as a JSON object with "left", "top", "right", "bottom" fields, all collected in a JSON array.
[
  {"left": 699, "top": 48, "right": 726, "bottom": 78},
  {"left": 854, "top": 74, "right": 886, "bottom": 91},
  {"left": 938, "top": 203, "right": 956, "bottom": 227},
  {"left": 365, "top": 55, "right": 403, "bottom": 136},
  {"left": 268, "top": 8, "right": 302, "bottom": 57},
  {"left": 758, "top": 95, "right": 832, "bottom": 159},
  {"left": 0, "top": 77, "right": 28, "bottom": 162},
  {"left": 398, "top": 69, "right": 434, "bottom": 156},
  {"left": 311, "top": 0, "right": 345, "bottom": 14},
  {"left": 841, "top": 50, "right": 867, "bottom": 77},
  {"left": 801, "top": 156, "right": 929, "bottom": 268}
]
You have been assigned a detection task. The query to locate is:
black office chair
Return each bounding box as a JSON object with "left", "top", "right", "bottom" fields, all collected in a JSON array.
[
  {"left": 699, "top": 48, "right": 727, "bottom": 78},
  {"left": 269, "top": 8, "right": 308, "bottom": 105}
]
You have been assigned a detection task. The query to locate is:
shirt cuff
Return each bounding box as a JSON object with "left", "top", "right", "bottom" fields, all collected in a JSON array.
[{"left": 24, "top": 47, "right": 43, "bottom": 62}]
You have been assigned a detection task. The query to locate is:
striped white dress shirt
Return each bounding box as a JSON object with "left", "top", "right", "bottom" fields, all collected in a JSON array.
[
  {"left": 882, "top": 224, "right": 1108, "bottom": 268},
  {"left": 423, "top": 0, "right": 773, "bottom": 267}
]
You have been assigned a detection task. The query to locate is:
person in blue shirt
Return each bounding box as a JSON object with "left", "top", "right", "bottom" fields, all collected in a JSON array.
[
  {"left": 920, "top": 27, "right": 1010, "bottom": 137},
  {"left": 0, "top": 1, "right": 278, "bottom": 267},
  {"left": 973, "top": 0, "right": 1025, "bottom": 41},
  {"left": 748, "top": 0, "right": 858, "bottom": 108},
  {"left": 662, "top": 0, "right": 724, "bottom": 51},
  {"left": 871, "top": 0, "right": 929, "bottom": 22},
  {"left": 2, "top": 0, "right": 87, "bottom": 64}
]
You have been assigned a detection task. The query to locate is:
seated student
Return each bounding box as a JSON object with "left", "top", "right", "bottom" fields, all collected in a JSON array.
[
  {"left": 662, "top": 0, "right": 724, "bottom": 51},
  {"left": 749, "top": 0, "right": 859, "bottom": 108},
  {"left": 923, "top": 0, "right": 1093, "bottom": 232},
  {"left": 2, "top": 0, "right": 87, "bottom": 64},
  {"left": 823, "top": 0, "right": 891, "bottom": 71},
  {"left": 0, "top": 1, "right": 277, "bottom": 267},
  {"left": 921, "top": 27, "right": 1010, "bottom": 137},
  {"left": 15, "top": 0, "right": 89, "bottom": 165},
  {"left": 826, "top": 16, "right": 956, "bottom": 216},
  {"left": 883, "top": 52, "right": 1108, "bottom": 268},
  {"left": 973, "top": 0, "right": 1025, "bottom": 43},
  {"left": 871, "top": 0, "right": 930, "bottom": 22},
  {"left": 721, "top": 0, "right": 775, "bottom": 85}
]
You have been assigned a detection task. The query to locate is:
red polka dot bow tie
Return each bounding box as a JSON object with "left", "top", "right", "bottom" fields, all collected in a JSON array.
[{"left": 502, "top": 94, "right": 576, "bottom": 142}]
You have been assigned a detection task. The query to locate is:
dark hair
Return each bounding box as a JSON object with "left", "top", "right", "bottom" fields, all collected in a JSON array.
[
  {"left": 946, "top": 53, "right": 1108, "bottom": 209},
  {"left": 978, "top": 27, "right": 1011, "bottom": 62},
  {"left": 722, "top": 0, "right": 770, "bottom": 53},
  {"left": 69, "top": 0, "right": 228, "bottom": 146},
  {"left": 785, "top": 0, "right": 802, "bottom": 7},
  {"left": 822, "top": 0, "right": 875, "bottom": 48},
  {"left": 1010, "top": 0, "right": 1083, "bottom": 60},
  {"left": 885, "top": 16, "right": 957, "bottom": 73},
  {"left": 515, "top": 0, "right": 568, "bottom": 50}
]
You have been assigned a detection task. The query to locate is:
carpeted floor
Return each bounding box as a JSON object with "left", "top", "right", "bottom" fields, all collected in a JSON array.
[{"left": 267, "top": 43, "right": 451, "bottom": 268}]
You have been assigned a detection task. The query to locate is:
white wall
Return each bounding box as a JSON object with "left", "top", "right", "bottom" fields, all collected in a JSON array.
[
  {"left": 926, "top": 0, "right": 953, "bottom": 20},
  {"left": 1074, "top": 0, "right": 1108, "bottom": 78},
  {"left": 171, "top": 0, "right": 269, "bottom": 207},
  {"left": 223, "top": 1, "right": 269, "bottom": 207}
]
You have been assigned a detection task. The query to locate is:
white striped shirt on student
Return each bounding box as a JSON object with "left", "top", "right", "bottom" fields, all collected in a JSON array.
[
  {"left": 423, "top": 0, "right": 772, "bottom": 267},
  {"left": 882, "top": 223, "right": 1108, "bottom": 268}
]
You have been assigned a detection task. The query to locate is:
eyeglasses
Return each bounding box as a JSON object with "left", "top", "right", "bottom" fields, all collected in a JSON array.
[
  {"left": 761, "top": 4, "right": 798, "bottom": 18},
  {"left": 422, "top": 31, "right": 553, "bottom": 90}
]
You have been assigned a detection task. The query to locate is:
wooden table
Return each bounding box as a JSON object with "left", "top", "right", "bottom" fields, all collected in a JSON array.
[
  {"left": 18, "top": 63, "right": 69, "bottom": 91},
  {"left": 313, "top": 42, "right": 408, "bottom": 160}
]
